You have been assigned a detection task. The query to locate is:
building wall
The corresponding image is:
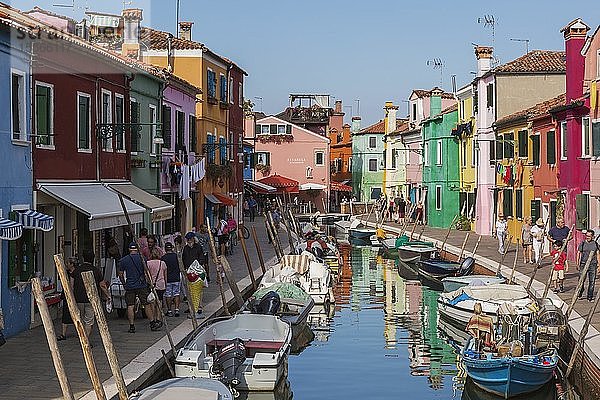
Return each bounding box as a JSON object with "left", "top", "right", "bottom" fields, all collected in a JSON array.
[
  {"left": 385, "top": 134, "right": 407, "bottom": 197},
  {"left": 228, "top": 67, "right": 245, "bottom": 196},
  {"left": 585, "top": 33, "right": 600, "bottom": 230},
  {"left": 402, "top": 130, "right": 423, "bottom": 203},
  {"left": 496, "top": 74, "right": 565, "bottom": 118},
  {"left": 352, "top": 133, "right": 384, "bottom": 201}
]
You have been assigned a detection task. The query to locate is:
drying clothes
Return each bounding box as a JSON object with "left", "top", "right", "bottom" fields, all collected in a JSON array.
[
  {"left": 515, "top": 160, "right": 524, "bottom": 187},
  {"left": 190, "top": 158, "right": 206, "bottom": 184},
  {"left": 503, "top": 165, "right": 512, "bottom": 185},
  {"left": 179, "top": 164, "right": 190, "bottom": 200}
]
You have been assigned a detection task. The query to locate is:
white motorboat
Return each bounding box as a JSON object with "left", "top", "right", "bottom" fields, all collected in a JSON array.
[
  {"left": 437, "top": 284, "right": 535, "bottom": 329},
  {"left": 397, "top": 244, "right": 437, "bottom": 263},
  {"left": 174, "top": 313, "right": 292, "bottom": 392},
  {"left": 130, "top": 377, "right": 233, "bottom": 400},
  {"left": 441, "top": 275, "right": 505, "bottom": 293},
  {"left": 334, "top": 219, "right": 352, "bottom": 233}
]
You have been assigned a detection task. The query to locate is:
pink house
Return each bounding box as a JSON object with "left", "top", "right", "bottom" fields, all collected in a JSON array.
[{"left": 246, "top": 115, "right": 331, "bottom": 211}]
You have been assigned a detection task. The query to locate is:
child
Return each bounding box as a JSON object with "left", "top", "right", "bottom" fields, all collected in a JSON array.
[{"left": 550, "top": 240, "right": 568, "bottom": 293}]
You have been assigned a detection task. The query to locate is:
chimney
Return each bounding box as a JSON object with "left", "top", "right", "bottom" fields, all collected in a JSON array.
[
  {"left": 384, "top": 101, "right": 399, "bottom": 134},
  {"left": 430, "top": 87, "right": 443, "bottom": 116},
  {"left": 561, "top": 18, "right": 590, "bottom": 102},
  {"left": 122, "top": 8, "right": 143, "bottom": 59},
  {"left": 334, "top": 100, "right": 343, "bottom": 114},
  {"left": 351, "top": 116, "right": 361, "bottom": 134},
  {"left": 475, "top": 46, "right": 493, "bottom": 77},
  {"left": 179, "top": 21, "right": 193, "bottom": 41}
]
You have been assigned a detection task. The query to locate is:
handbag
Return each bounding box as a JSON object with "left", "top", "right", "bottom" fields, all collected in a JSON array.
[{"left": 147, "top": 262, "right": 162, "bottom": 303}]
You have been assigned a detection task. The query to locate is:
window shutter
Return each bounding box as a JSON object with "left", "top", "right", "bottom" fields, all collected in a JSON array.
[
  {"left": 576, "top": 194, "right": 589, "bottom": 230},
  {"left": 189, "top": 115, "right": 197, "bottom": 152},
  {"left": 504, "top": 132, "right": 514, "bottom": 159},
  {"left": 487, "top": 84, "right": 494, "bottom": 108},
  {"left": 162, "top": 105, "right": 172, "bottom": 149},
  {"left": 130, "top": 101, "right": 139, "bottom": 152},
  {"left": 255, "top": 124, "right": 261, "bottom": 135},
  {"left": 530, "top": 199, "right": 541, "bottom": 222},
  {"left": 546, "top": 131, "right": 555, "bottom": 165},
  {"left": 515, "top": 189, "right": 523, "bottom": 219},
  {"left": 592, "top": 122, "right": 600, "bottom": 157},
  {"left": 518, "top": 130, "right": 528, "bottom": 158},
  {"left": 495, "top": 136, "right": 503, "bottom": 160},
  {"left": 286, "top": 124, "right": 291, "bottom": 134},
  {"left": 270, "top": 124, "right": 277, "bottom": 134},
  {"left": 265, "top": 152, "right": 271, "bottom": 166},
  {"left": 503, "top": 188, "right": 513, "bottom": 217},
  {"left": 530, "top": 135, "right": 540, "bottom": 166},
  {"left": 489, "top": 140, "right": 496, "bottom": 162}
]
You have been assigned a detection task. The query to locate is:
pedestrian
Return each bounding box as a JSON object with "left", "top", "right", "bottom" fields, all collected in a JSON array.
[
  {"left": 147, "top": 248, "right": 167, "bottom": 328},
  {"left": 248, "top": 196, "right": 257, "bottom": 222},
  {"left": 226, "top": 213, "right": 237, "bottom": 234},
  {"left": 548, "top": 218, "right": 570, "bottom": 246},
  {"left": 162, "top": 243, "right": 181, "bottom": 317},
  {"left": 183, "top": 231, "right": 205, "bottom": 271},
  {"left": 243, "top": 198, "right": 250, "bottom": 221},
  {"left": 272, "top": 209, "right": 281, "bottom": 230},
  {"left": 71, "top": 249, "right": 108, "bottom": 338},
  {"left": 57, "top": 256, "right": 77, "bottom": 341},
  {"left": 521, "top": 217, "right": 534, "bottom": 264},
  {"left": 495, "top": 215, "right": 508, "bottom": 255},
  {"left": 216, "top": 217, "right": 229, "bottom": 256},
  {"left": 415, "top": 201, "right": 424, "bottom": 225},
  {"left": 548, "top": 240, "right": 567, "bottom": 293},
  {"left": 137, "top": 227, "right": 149, "bottom": 254},
  {"left": 397, "top": 196, "right": 406, "bottom": 225},
  {"left": 577, "top": 230, "right": 600, "bottom": 301},
  {"left": 117, "top": 243, "right": 156, "bottom": 333},
  {"left": 195, "top": 225, "right": 211, "bottom": 282},
  {"left": 531, "top": 218, "right": 545, "bottom": 263},
  {"left": 142, "top": 234, "right": 164, "bottom": 260}
]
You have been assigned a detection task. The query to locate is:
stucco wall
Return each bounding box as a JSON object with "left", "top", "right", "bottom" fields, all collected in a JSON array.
[{"left": 496, "top": 74, "right": 565, "bottom": 118}]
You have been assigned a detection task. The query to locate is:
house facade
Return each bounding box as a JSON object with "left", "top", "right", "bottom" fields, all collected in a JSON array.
[
  {"left": 382, "top": 102, "right": 406, "bottom": 199},
  {"left": 456, "top": 84, "right": 477, "bottom": 230},
  {"left": 352, "top": 120, "right": 385, "bottom": 201}
]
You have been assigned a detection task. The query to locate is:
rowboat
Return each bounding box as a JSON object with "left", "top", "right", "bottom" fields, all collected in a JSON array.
[
  {"left": 418, "top": 256, "right": 475, "bottom": 280},
  {"left": 397, "top": 244, "right": 437, "bottom": 263},
  {"left": 130, "top": 377, "right": 233, "bottom": 400},
  {"left": 441, "top": 275, "right": 505, "bottom": 293}
]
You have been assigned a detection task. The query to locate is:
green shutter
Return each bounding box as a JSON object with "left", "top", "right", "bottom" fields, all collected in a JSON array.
[
  {"left": 531, "top": 199, "right": 541, "bottom": 222},
  {"left": 130, "top": 101, "right": 139, "bottom": 152},
  {"left": 189, "top": 115, "right": 197, "bottom": 152},
  {"left": 78, "top": 95, "right": 89, "bottom": 149},
  {"left": 503, "top": 188, "right": 513, "bottom": 217},
  {"left": 286, "top": 124, "right": 292, "bottom": 134},
  {"left": 546, "top": 131, "right": 555, "bottom": 165},
  {"left": 495, "top": 136, "right": 503, "bottom": 160},
  {"left": 592, "top": 122, "right": 600, "bottom": 157},
  {"left": 176, "top": 111, "right": 185, "bottom": 151},
  {"left": 576, "top": 194, "right": 589, "bottom": 230},
  {"left": 518, "top": 130, "right": 528, "bottom": 158},
  {"left": 36, "top": 85, "right": 50, "bottom": 145},
  {"left": 532, "top": 135, "right": 541, "bottom": 166},
  {"left": 515, "top": 189, "right": 523, "bottom": 219},
  {"left": 255, "top": 124, "right": 261, "bottom": 135},
  {"left": 162, "top": 105, "right": 172, "bottom": 149},
  {"left": 504, "top": 132, "right": 514, "bottom": 159},
  {"left": 270, "top": 124, "right": 277, "bottom": 134}
]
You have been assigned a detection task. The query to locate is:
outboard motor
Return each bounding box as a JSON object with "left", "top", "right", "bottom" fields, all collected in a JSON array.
[
  {"left": 252, "top": 291, "right": 281, "bottom": 315},
  {"left": 457, "top": 257, "right": 475, "bottom": 277},
  {"left": 211, "top": 338, "right": 247, "bottom": 388}
]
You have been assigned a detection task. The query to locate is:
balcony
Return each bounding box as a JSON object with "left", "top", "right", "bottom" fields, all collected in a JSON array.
[{"left": 286, "top": 107, "right": 331, "bottom": 125}]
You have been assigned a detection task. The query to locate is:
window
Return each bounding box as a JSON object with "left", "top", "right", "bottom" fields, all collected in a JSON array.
[
  {"left": 582, "top": 117, "right": 591, "bottom": 157},
  {"left": 576, "top": 193, "right": 589, "bottom": 230},
  {"left": 189, "top": 115, "right": 197, "bottom": 152},
  {"left": 371, "top": 187, "right": 382, "bottom": 200},
  {"left": 531, "top": 134, "right": 541, "bottom": 166},
  {"left": 503, "top": 188, "right": 513, "bottom": 217},
  {"left": 531, "top": 199, "right": 541, "bottom": 223},
  {"left": 424, "top": 142, "right": 429, "bottom": 166},
  {"left": 77, "top": 92, "right": 91, "bottom": 150},
  {"left": 391, "top": 149, "right": 397, "bottom": 169},
  {"left": 238, "top": 82, "right": 243, "bottom": 106},
  {"left": 219, "top": 136, "right": 227, "bottom": 165},
  {"left": 229, "top": 76, "right": 234, "bottom": 104},
  {"left": 436, "top": 140, "right": 442, "bottom": 165},
  {"left": 486, "top": 83, "right": 494, "bottom": 108},
  {"left": 593, "top": 121, "right": 600, "bottom": 157},
  {"left": 517, "top": 130, "right": 528, "bottom": 158},
  {"left": 368, "top": 158, "right": 378, "bottom": 171},
  {"left": 461, "top": 141, "right": 467, "bottom": 167},
  {"left": 219, "top": 74, "right": 227, "bottom": 103},
  {"left": 101, "top": 90, "right": 112, "bottom": 150},
  {"left": 315, "top": 150, "right": 325, "bottom": 166},
  {"left": 515, "top": 189, "right": 523, "bottom": 219},
  {"left": 306, "top": 166, "right": 313, "bottom": 179},
  {"left": 130, "top": 99, "right": 139, "bottom": 152},
  {"left": 546, "top": 130, "right": 555, "bottom": 165},
  {"left": 369, "top": 136, "right": 377, "bottom": 148},
  {"left": 11, "top": 71, "right": 25, "bottom": 141},
  {"left": 435, "top": 185, "right": 442, "bottom": 210},
  {"left": 162, "top": 105, "right": 172, "bottom": 150},
  {"left": 207, "top": 134, "right": 215, "bottom": 164},
  {"left": 149, "top": 104, "right": 158, "bottom": 155},
  {"left": 35, "top": 83, "right": 53, "bottom": 147},
  {"left": 277, "top": 125, "right": 287, "bottom": 135},
  {"left": 261, "top": 125, "right": 270, "bottom": 135},
  {"left": 115, "top": 95, "right": 125, "bottom": 150},
  {"left": 270, "top": 124, "right": 277, "bottom": 135},
  {"left": 207, "top": 69, "right": 216, "bottom": 99},
  {"left": 503, "top": 132, "right": 514, "bottom": 159},
  {"left": 255, "top": 152, "right": 270, "bottom": 166},
  {"left": 495, "top": 136, "right": 504, "bottom": 160},
  {"left": 560, "top": 120, "right": 568, "bottom": 160},
  {"left": 412, "top": 103, "right": 417, "bottom": 121},
  {"left": 8, "top": 229, "right": 33, "bottom": 288},
  {"left": 176, "top": 110, "right": 185, "bottom": 151},
  {"left": 460, "top": 100, "right": 465, "bottom": 120}
]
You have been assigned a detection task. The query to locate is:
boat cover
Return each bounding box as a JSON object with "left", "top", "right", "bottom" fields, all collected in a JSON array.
[
  {"left": 254, "top": 283, "right": 311, "bottom": 301},
  {"left": 460, "top": 284, "right": 529, "bottom": 303},
  {"left": 281, "top": 255, "right": 312, "bottom": 275}
]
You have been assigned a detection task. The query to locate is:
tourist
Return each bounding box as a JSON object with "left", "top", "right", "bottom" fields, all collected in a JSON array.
[
  {"left": 183, "top": 231, "right": 205, "bottom": 269},
  {"left": 548, "top": 240, "right": 567, "bottom": 293},
  {"left": 137, "top": 227, "right": 149, "bottom": 254},
  {"left": 577, "top": 230, "right": 600, "bottom": 301},
  {"left": 397, "top": 196, "right": 406, "bottom": 225},
  {"left": 142, "top": 234, "right": 164, "bottom": 260},
  {"left": 415, "top": 201, "right": 424, "bottom": 225},
  {"left": 71, "top": 249, "right": 108, "bottom": 338},
  {"left": 147, "top": 249, "right": 167, "bottom": 330},
  {"left": 495, "top": 215, "right": 508, "bottom": 255},
  {"left": 57, "top": 256, "right": 77, "bottom": 341},
  {"left": 195, "top": 225, "right": 211, "bottom": 282},
  {"left": 243, "top": 198, "right": 250, "bottom": 220},
  {"left": 272, "top": 209, "right": 281, "bottom": 230},
  {"left": 548, "top": 218, "right": 570, "bottom": 246},
  {"left": 248, "top": 196, "right": 257, "bottom": 222},
  {"left": 226, "top": 213, "right": 237, "bottom": 234},
  {"left": 162, "top": 243, "right": 181, "bottom": 317},
  {"left": 521, "top": 217, "right": 534, "bottom": 264},
  {"left": 217, "top": 217, "right": 230, "bottom": 256},
  {"left": 531, "top": 218, "right": 545, "bottom": 263},
  {"left": 118, "top": 243, "right": 156, "bottom": 333}
]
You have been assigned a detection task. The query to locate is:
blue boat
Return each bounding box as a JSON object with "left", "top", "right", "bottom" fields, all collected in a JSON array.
[
  {"left": 462, "top": 345, "right": 558, "bottom": 398},
  {"left": 418, "top": 256, "right": 475, "bottom": 279}
]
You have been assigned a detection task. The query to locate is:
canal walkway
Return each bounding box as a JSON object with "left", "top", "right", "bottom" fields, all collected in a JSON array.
[{"left": 0, "top": 217, "right": 287, "bottom": 400}]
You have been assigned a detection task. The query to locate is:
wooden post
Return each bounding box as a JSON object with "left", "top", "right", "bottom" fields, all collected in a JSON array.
[
  {"left": 264, "top": 212, "right": 282, "bottom": 260},
  {"left": 541, "top": 225, "right": 574, "bottom": 300},
  {"left": 174, "top": 242, "right": 197, "bottom": 330},
  {"left": 566, "top": 251, "right": 597, "bottom": 320},
  {"left": 439, "top": 215, "right": 458, "bottom": 257},
  {"left": 409, "top": 220, "right": 418, "bottom": 240},
  {"left": 81, "top": 271, "right": 128, "bottom": 400},
  {"left": 54, "top": 254, "right": 106, "bottom": 400},
  {"left": 400, "top": 203, "right": 416, "bottom": 235},
  {"left": 526, "top": 218, "right": 551, "bottom": 290},
  {"left": 31, "top": 277, "right": 75, "bottom": 400},
  {"left": 458, "top": 232, "right": 471, "bottom": 262},
  {"left": 417, "top": 224, "right": 426, "bottom": 241},
  {"left": 495, "top": 236, "right": 513, "bottom": 276},
  {"left": 162, "top": 349, "right": 175, "bottom": 378},
  {"left": 508, "top": 239, "right": 520, "bottom": 285},
  {"left": 566, "top": 294, "right": 600, "bottom": 377},
  {"left": 471, "top": 235, "right": 482, "bottom": 258},
  {"left": 251, "top": 226, "right": 266, "bottom": 274},
  {"left": 206, "top": 217, "right": 240, "bottom": 312},
  {"left": 239, "top": 228, "right": 256, "bottom": 290},
  {"left": 267, "top": 211, "right": 284, "bottom": 256}
]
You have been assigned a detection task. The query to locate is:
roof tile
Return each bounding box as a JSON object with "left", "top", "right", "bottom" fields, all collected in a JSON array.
[{"left": 494, "top": 50, "right": 566, "bottom": 74}]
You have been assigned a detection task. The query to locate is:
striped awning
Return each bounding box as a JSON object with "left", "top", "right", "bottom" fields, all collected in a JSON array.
[
  {"left": 0, "top": 218, "right": 23, "bottom": 240},
  {"left": 16, "top": 209, "right": 54, "bottom": 231}
]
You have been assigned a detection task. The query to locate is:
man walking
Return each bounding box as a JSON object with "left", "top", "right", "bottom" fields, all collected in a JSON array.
[
  {"left": 183, "top": 232, "right": 205, "bottom": 270},
  {"left": 71, "top": 249, "right": 108, "bottom": 338},
  {"left": 118, "top": 243, "right": 156, "bottom": 333},
  {"left": 577, "top": 230, "right": 600, "bottom": 301},
  {"left": 248, "top": 196, "right": 258, "bottom": 222},
  {"left": 162, "top": 243, "right": 181, "bottom": 317}
]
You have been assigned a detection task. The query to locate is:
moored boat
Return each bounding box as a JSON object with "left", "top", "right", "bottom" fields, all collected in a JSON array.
[
  {"left": 397, "top": 243, "right": 437, "bottom": 263},
  {"left": 130, "top": 377, "right": 233, "bottom": 400},
  {"left": 418, "top": 256, "right": 475, "bottom": 279},
  {"left": 442, "top": 275, "right": 505, "bottom": 293}
]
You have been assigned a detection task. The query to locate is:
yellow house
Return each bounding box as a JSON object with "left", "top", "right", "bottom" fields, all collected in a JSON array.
[
  {"left": 140, "top": 24, "right": 235, "bottom": 226},
  {"left": 456, "top": 84, "right": 476, "bottom": 230}
]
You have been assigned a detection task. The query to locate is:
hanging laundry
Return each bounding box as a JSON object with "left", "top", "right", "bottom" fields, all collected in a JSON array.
[
  {"left": 515, "top": 160, "right": 524, "bottom": 187},
  {"left": 179, "top": 164, "right": 191, "bottom": 200},
  {"left": 503, "top": 165, "right": 511, "bottom": 185}
]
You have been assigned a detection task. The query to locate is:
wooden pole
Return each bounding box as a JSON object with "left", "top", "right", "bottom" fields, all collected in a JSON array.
[
  {"left": 409, "top": 220, "right": 418, "bottom": 240},
  {"left": 267, "top": 211, "right": 284, "bottom": 256},
  {"left": 162, "top": 349, "right": 175, "bottom": 378},
  {"left": 526, "top": 218, "right": 551, "bottom": 290},
  {"left": 541, "top": 225, "right": 574, "bottom": 300},
  {"left": 264, "top": 212, "right": 282, "bottom": 260},
  {"left": 508, "top": 239, "right": 520, "bottom": 285},
  {"left": 417, "top": 224, "right": 426, "bottom": 241},
  {"left": 54, "top": 254, "right": 106, "bottom": 400},
  {"left": 400, "top": 203, "right": 416, "bottom": 235},
  {"left": 471, "top": 235, "right": 482, "bottom": 257},
  {"left": 439, "top": 215, "right": 458, "bottom": 257},
  {"left": 207, "top": 217, "right": 242, "bottom": 311},
  {"left": 239, "top": 228, "right": 256, "bottom": 290},
  {"left": 251, "top": 226, "right": 266, "bottom": 274},
  {"left": 566, "top": 250, "right": 597, "bottom": 320},
  {"left": 566, "top": 294, "right": 600, "bottom": 377},
  {"left": 31, "top": 277, "right": 75, "bottom": 400},
  {"left": 174, "top": 242, "right": 197, "bottom": 330},
  {"left": 458, "top": 232, "right": 471, "bottom": 262},
  {"left": 81, "top": 271, "right": 128, "bottom": 400},
  {"left": 495, "top": 235, "right": 513, "bottom": 276}
]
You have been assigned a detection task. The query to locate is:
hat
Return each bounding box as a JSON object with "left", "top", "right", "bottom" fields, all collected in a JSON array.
[
  {"left": 536, "top": 218, "right": 544, "bottom": 226},
  {"left": 164, "top": 242, "right": 174, "bottom": 250},
  {"left": 128, "top": 242, "right": 138, "bottom": 250},
  {"left": 184, "top": 232, "right": 196, "bottom": 240}
]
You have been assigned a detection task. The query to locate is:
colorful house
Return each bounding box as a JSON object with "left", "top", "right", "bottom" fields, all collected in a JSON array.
[
  {"left": 382, "top": 102, "right": 407, "bottom": 199},
  {"left": 421, "top": 88, "right": 459, "bottom": 228},
  {"left": 456, "top": 84, "right": 476, "bottom": 230},
  {"left": 329, "top": 103, "right": 353, "bottom": 207},
  {"left": 352, "top": 120, "right": 385, "bottom": 201}
]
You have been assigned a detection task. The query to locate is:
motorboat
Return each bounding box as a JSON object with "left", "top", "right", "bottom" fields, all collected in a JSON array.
[
  {"left": 347, "top": 219, "right": 375, "bottom": 240},
  {"left": 334, "top": 219, "right": 352, "bottom": 233},
  {"left": 441, "top": 275, "right": 505, "bottom": 293},
  {"left": 461, "top": 377, "right": 558, "bottom": 400},
  {"left": 130, "top": 377, "right": 233, "bottom": 400},
  {"left": 437, "top": 284, "right": 535, "bottom": 329},
  {"left": 418, "top": 256, "right": 475, "bottom": 280},
  {"left": 174, "top": 313, "right": 292, "bottom": 392},
  {"left": 397, "top": 243, "right": 437, "bottom": 263}
]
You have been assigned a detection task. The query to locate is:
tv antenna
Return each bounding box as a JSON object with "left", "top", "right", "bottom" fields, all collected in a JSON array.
[
  {"left": 427, "top": 58, "right": 444, "bottom": 87},
  {"left": 477, "top": 15, "right": 499, "bottom": 65},
  {"left": 510, "top": 38, "right": 530, "bottom": 54},
  {"left": 355, "top": 99, "right": 360, "bottom": 116},
  {"left": 53, "top": 0, "right": 89, "bottom": 16}
]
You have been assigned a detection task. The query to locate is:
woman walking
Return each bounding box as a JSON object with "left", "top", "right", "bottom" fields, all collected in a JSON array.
[
  {"left": 57, "top": 257, "right": 77, "bottom": 341},
  {"left": 531, "top": 218, "right": 545, "bottom": 263},
  {"left": 496, "top": 215, "right": 508, "bottom": 254},
  {"left": 521, "top": 217, "right": 534, "bottom": 264}
]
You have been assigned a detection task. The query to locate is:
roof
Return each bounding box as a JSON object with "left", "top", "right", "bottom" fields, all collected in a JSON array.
[
  {"left": 257, "top": 174, "right": 299, "bottom": 192},
  {"left": 24, "top": 6, "right": 78, "bottom": 25},
  {"left": 493, "top": 50, "right": 566, "bottom": 74},
  {"left": 357, "top": 118, "right": 407, "bottom": 135},
  {"left": 411, "top": 89, "right": 455, "bottom": 99},
  {"left": 494, "top": 93, "right": 566, "bottom": 127},
  {"left": 441, "top": 103, "right": 458, "bottom": 114},
  {"left": 389, "top": 120, "right": 410, "bottom": 136}
]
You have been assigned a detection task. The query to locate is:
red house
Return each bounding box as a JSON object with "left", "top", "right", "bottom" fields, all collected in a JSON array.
[{"left": 227, "top": 62, "right": 247, "bottom": 209}]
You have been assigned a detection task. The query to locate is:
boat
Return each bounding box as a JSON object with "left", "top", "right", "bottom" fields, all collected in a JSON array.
[
  {"left": 437, "top": 284, "right": 535, "bottom": 329},
  {"left": 174, "top": 313, "right": 292, "bottom": 391},
  {"left": 417, "top": 257, "right": 475, "bottom": 284},
  {"left": 397, "top": 243, "right": 437, "bottom": 263},
  {"left": 130, "top": 377, "right": 233, "bottom": 400},
  {"left": 461, "top": 376, "right": 558, "bottom": 400},
  {"left": 347, "top": 219, "right": 375, "bottom": 240},
  {"left": 442, "top": 275, "right": 505, "bottom": 293},
  {"left": 334, "top": 219, "right": 352, "bottom": 233}
]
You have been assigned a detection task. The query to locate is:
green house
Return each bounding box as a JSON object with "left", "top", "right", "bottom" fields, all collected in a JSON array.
[{"left": 352, "top": 120, "right": 385, "bottom": 201}]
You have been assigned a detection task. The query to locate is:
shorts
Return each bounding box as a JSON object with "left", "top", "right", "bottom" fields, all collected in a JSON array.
[
  {"left": 552, "top": 269, "right": 565, "bottom": 281},
  {"left": 522, "top": 242, "right": 532, "bottom": 247},
  {"left": 77, "top": 303, "right": 95, "bottom": 326},
  {"left": 125, "top": 287, "right": 150, "bottom": 306},
  {"left": 165, "top": 282, "right": 181, "bottom": 298}
]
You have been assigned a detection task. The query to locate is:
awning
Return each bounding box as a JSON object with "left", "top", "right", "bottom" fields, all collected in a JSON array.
[
  {"left": 258, "top": 174, "right": 299, "bottom": 193},
  {"left": 16, "top": 210, "right": 54, "bottom": 231},
  {"left": 331, "top": 182, "right": 353, "bottom": 192},
  {"left": 38, "top": 182, "right": 145, "bottom": 231},
  {"left": 0, "top": 218, "right": 22, "bottom": 240},
  {"left": 244, "top": 180, "right": 276, "bottom": 193},
  {"left": 213, "top": 192, "right": 237, "bottom": 206},
  {"left": 299, "top": 183, "right": 327, "bottom": 191},
  {"left": 106, "top": 182, "right": 174, "bottom": 223},
  {"left": 204, "top": 194, "right": 222, "bottom": 204}
]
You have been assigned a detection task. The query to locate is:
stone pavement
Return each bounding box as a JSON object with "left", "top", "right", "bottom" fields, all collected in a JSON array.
[{"left": 0, "top": 217, "right": 287, "bottom": 400}]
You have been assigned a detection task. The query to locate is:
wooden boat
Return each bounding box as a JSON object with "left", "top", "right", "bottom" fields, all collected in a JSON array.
[
  {"left": 397, "top": 244, "right": 437, "bottom": 263},
  {"left": 461, "top": 377, "right": 558, "bottom": 400},
  {"left": 442, "top": 275, "right": 505, "bottom": 293},
  {"left": 130, "top": 377, "right": 233, "bottom": 400},
  {"left": 174, "top": 314, "right": 292, "bottom": 391},
  {"left": 334, "top": 219, "right": 352, "bottom": 233},
  {"left": 348, "top": 227, "right": 376, "bottom": 240},
  {"left": 418, "top": 256, "right": 475, "bottom": 280}
]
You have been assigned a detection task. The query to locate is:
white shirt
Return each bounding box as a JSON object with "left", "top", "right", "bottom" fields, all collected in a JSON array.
[
  {"left": 496, "top": 220, "right": 507, "bottom": 234},
  {"left": 531, "top": 225, "right": 544, "bottom": 242}
]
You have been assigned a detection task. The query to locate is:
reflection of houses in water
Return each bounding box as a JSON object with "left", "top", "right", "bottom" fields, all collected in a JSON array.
[
  {"left": 350, "top": 247, "right": 383, "bottom": 312},
  {"left": 333, "top": 242, "right": 353, "bottom": 308},
  {"left": 307, "top": 303, "right": 335, "bottom": 342}
]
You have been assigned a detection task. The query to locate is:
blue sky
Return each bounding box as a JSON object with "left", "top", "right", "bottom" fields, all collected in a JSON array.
[{"left": 10, "top": 0, "right": 600, "bottom": 126}]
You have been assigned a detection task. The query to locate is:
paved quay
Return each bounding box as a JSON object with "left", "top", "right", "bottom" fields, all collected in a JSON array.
[{"left": 0, "top": 217, "right": 287, "bottom": 400}]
